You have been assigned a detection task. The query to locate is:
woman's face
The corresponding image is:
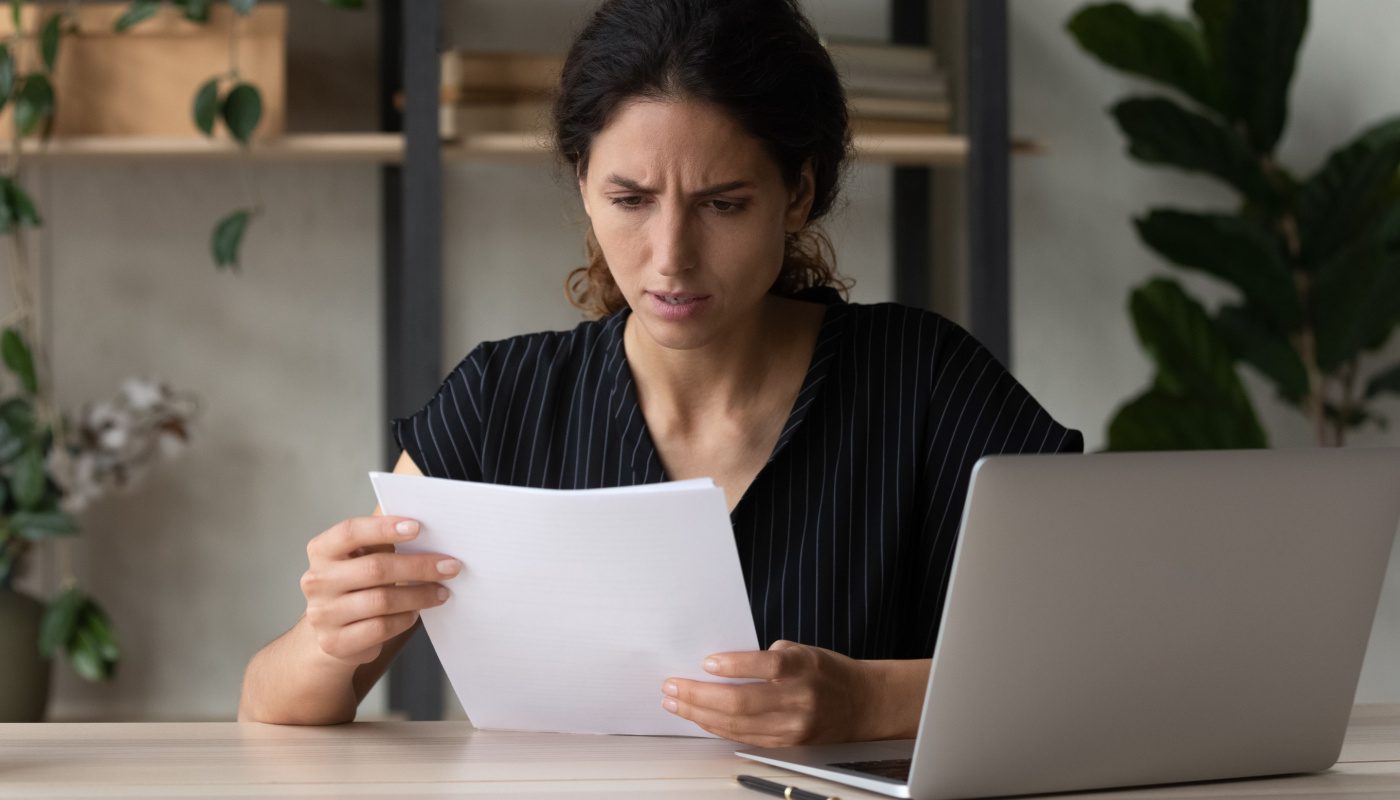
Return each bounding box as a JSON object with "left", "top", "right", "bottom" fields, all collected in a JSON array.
[{"left": 578, "top": 97, "right": 814, "bottom": 351}]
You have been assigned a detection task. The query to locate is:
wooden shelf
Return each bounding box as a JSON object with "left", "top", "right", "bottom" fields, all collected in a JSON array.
[
  {"left": 0, "top": 132, "right": 1039, "bottom": 166},
  {"left": 2, "top": 133, "right": 406, "bottom": 163},
  {"left": 438, "top": 132, "right": 995, "bottom": 166}
]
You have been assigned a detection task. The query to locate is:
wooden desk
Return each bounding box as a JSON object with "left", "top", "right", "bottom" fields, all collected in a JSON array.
[{"left": 3, "top": 705, "right": 1398, "bottom": 798}]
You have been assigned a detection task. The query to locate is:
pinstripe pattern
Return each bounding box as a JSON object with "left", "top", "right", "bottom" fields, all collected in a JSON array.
[{"left": 392, "top": 286, "right": 1083, "bottom": 659}]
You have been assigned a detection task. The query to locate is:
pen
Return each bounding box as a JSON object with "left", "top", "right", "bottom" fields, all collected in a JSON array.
[{"left": 736, "top": 773, "right": 842, "bottom": 800}]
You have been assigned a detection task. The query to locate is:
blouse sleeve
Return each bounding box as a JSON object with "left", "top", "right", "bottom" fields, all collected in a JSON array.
[
  {"left": 389, "top": 344, "right": 489, "bottom": 482},
  {"left": 903, "top": 316, "right": 1084, "bottom": 657}
]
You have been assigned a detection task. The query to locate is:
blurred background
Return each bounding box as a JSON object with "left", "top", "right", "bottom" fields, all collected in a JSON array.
[{"left": 0, "top": 0, "right": 1396, "bottom": 723}]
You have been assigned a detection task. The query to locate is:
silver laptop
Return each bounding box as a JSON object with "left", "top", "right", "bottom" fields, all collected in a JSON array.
[{"left": 737, "top": 448, "right": 1400, "bottom": 799}]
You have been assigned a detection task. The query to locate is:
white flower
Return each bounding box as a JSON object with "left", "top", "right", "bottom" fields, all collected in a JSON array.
[
  {"left": 121, "top": 377, "right": 166, "bottom": 412},
  {"left": 55, "top": 376, "right": 200, "bottom": 513}
]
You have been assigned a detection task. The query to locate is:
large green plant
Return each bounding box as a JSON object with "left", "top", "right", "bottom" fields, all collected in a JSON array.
[{"left": 1068, "top": 0, "right": 1400, "bottom": 449}]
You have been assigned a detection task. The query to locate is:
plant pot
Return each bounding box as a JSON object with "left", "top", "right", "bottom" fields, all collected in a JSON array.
[{"left": 0, "top": 587, "right": 51, "bottom": 721}]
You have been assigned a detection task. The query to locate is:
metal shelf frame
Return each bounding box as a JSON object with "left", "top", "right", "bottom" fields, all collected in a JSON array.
[{"left": 381, "top": 0, "right": 1011, "bottom": 720}]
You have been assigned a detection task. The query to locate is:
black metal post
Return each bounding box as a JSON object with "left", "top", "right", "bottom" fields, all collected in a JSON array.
[
  {"left": 892, "top": 0, "right": 932, "bottom": 310},
  {"left": 382, "top": 0, "right": 446, "bottom": 721},
  {"left": 966, "top": 0, "right": 1011, "bottom": 366}
]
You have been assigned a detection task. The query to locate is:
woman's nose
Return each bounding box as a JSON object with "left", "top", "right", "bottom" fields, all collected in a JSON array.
[{"left": 652, "top": 204, "right": 697, "bottom": 275}]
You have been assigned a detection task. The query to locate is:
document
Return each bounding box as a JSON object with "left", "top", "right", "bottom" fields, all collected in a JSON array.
[{"left": 369, "top": 472, "right": 761, "bottom": 737}]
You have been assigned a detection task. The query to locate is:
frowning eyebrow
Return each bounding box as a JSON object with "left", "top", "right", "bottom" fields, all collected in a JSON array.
[{"left": 605, "top": 174, "right": 754, "bottom": 197}]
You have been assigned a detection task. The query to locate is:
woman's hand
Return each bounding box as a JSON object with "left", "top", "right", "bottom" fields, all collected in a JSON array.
[
  {"left": 660, "top": 640, "right": 883, "bottom": 747},
  {"left": 300, "top": 516, "right": 461, "bottom": 666}
]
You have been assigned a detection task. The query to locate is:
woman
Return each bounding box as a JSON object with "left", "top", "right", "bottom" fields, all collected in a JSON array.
[{"left": 238, "top": 0, "right": 1082, "bottom": 746}]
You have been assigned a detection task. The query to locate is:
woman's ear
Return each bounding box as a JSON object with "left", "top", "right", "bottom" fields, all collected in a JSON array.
[
  {"left": 784, "top": 159, "right": 816, "bottom": 233},
  {"left": 577, "top": 164, "right": 591, "bottom": 217}
]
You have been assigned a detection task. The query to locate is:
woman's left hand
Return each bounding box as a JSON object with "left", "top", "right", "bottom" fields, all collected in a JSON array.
[{"left": 660, "top": 640, "right": 875, "bottom": 747}]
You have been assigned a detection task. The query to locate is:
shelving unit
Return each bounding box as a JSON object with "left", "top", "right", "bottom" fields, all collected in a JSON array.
[{"left": 379, "top": 0, "right": 1012, "bottom": 721}]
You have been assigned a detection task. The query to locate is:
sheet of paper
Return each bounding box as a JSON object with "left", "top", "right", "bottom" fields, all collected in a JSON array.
[{"left": 369, "top": 472, "right": 760, "bottom": 737}]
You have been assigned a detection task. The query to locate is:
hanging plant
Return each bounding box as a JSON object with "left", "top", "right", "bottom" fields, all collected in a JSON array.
[{"left": 114, "top": 0, "right": 365, "bottom": 270}]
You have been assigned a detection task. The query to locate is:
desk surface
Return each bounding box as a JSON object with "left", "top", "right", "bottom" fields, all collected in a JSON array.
[{"left": 3, "top": 705, "right": 1399, "bottom": 799}]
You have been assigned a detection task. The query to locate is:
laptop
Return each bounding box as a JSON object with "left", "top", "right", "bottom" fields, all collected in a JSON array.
[{"left": 736, "top": 448, "right": 1400, "bottom": 799}]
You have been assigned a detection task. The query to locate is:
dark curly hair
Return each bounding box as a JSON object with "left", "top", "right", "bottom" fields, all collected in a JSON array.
[{"left": 552, "top": 0, "right": 855, "bottom": 318}]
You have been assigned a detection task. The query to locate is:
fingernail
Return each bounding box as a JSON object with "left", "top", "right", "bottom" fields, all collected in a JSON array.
[
  {"left": 663, "top": 681, "right": 678, "bottom": 697},
  {"left": 436, "top": 587, "right": 449, "bottom": 602},
  {"left": 396, "top": 521, "right": 418, "bottom": 537},
  {"left": 437, "top": 559, "right": 461, "bottom": 576},
  {"left": 703, "top": 657, "right": 719, "bottom": 672},
  {"left": 662, "top": 698, "right": 678, "bottom": 712}
]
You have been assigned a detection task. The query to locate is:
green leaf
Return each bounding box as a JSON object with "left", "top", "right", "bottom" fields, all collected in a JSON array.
[
  {"left": 1190, "top": 0, "right": 1231, "bottom": 69},
  {"left": 0, "top": 398, "right": 30, "bottom": 462},
  {"left": 193, "top": 78, "right": 219, "bottom": 137},
  {"left": 1215, "top": 304, "right": 1309, "bottom": 405},
  {"left": 14, "top": 73, "right": 55, "bottom": 137},
  {"left": 40, "top": 13, "right": 62, "bottom": 73},
  {"left": 1311, "top": 207, "right": 1400, "bottom": 371},
  {"left": 0, "top": 397, "right": 35, "bottom": 439},
  {"left": 230, "top": 0, "right": 257, "bottom": 16},
  {"left": 1368, "top": 363, "right": 1400, "bottom": 400},
  {"left": 1134, "top": 209, "right": 1299, "bottom": 330},
  {"left": 0, "top": 420, "right": 23, "bottom": 461},
  {"left": 0, "top": 45, "right": 14, "bottom": 111},
  {"left": 220, "top": 83, "right": 262, "bottom": 144},
  {"left": 0, "top": 177, "right": 42, "bottom": 230},
  {"left": 38, "top": 587, "right": 83, "bottom": 658},
  {"left": 1129, "top": 279, "right": 1252, "bottom": 406},
  {"left": 0, "top": 433, "right": 21, "bottom": 464},
  {"left": 1296, "top": 116, "right": 1400, "bottom": 268},
  {"left": 1124, "top": 279, "right": 1267, "bottom": 450},
  {"left": 0, "top": 178, "right": 13, "bottom": 234},
  {"left": 82, "top": 603, "right": 120, "bottom": 662},
  {"left": 1111, "top": 96, "right": 1275, "bottom": 208},
  {"left": 1067, "top": 3, "right": 1222, "bottom": 113},
  {"left": 1, "top": 327, "right": 37, "bottom": 394},
  {"left": 11, "top": 446, "right": 45, "bottom": 510},
  {"left": 1218, "top": 0, "right": 1308, "bottom": 155},
  {"left": 70, "top": 603, "right": 119, "bottom": 681},
  {"left": 69, "top": 631, "right": 106, "bottom": 680},
  {"left": 114, "top": 0, "right": 160, "bottom": 32},
  {"left": 178, "top": 0, "right": 212, "bottom": 23},
  {"left": 12, "top": 510, "right": 78, "bottom": 541},
  {"left": 322, "top": 0, "right": 364, "bottom": 8},
  {"left": 1107, "top": 387, "right": 1268, "bottom": 451},
  {"left": 212, "top": 209, "right": 252, "bottom": 269}
]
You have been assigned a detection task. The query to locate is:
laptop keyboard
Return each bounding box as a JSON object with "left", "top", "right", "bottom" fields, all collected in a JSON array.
[{"left": 829, "top": 758, "right": 912, "bottom": 781}]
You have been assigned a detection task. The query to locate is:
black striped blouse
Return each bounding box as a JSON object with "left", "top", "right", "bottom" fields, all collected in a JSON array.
[{"left": 391, "top": 286, "right": 1084, "bottom": 661}]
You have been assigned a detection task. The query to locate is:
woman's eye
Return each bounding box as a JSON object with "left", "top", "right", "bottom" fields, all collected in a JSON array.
[
  {"left": 610, "top": 196, "right": 644, "bottom": 210},
  {"left": 711, "top": 200, "right": 739, "bottom": 213}
]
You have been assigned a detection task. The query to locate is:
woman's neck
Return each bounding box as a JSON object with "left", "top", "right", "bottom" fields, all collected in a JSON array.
[{"left": 624, "top": 294, "right": 818, "bottom": 431}]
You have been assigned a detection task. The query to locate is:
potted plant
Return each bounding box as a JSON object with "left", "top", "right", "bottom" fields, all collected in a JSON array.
[
  {"left": 0, "top": 325, "right": 199, "bottom": 720},
  {"left": 1067, "top": 0, "right": 1400, "bottom": 450}
]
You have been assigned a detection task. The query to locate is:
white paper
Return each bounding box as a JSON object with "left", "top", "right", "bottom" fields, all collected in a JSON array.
[{"left": 369, "top": 472, "right": 761, "bottom": 737}]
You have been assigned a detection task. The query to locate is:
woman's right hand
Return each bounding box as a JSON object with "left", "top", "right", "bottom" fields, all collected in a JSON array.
[{"left": 300, "top": 516, "right": 461, "bottom": 666}]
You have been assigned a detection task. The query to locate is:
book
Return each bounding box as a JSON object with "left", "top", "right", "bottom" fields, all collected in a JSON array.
[
  {"left": 441, "top": 50, "right": 565, "bottom": 95},
  {"left": 849, "top": 94, "right": 950, "bottom": 122}
]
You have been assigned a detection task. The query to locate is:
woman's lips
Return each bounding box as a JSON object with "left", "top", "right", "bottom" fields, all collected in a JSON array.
[{"left": 647, "top": 291, "right": 711, "bottom": 320}]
